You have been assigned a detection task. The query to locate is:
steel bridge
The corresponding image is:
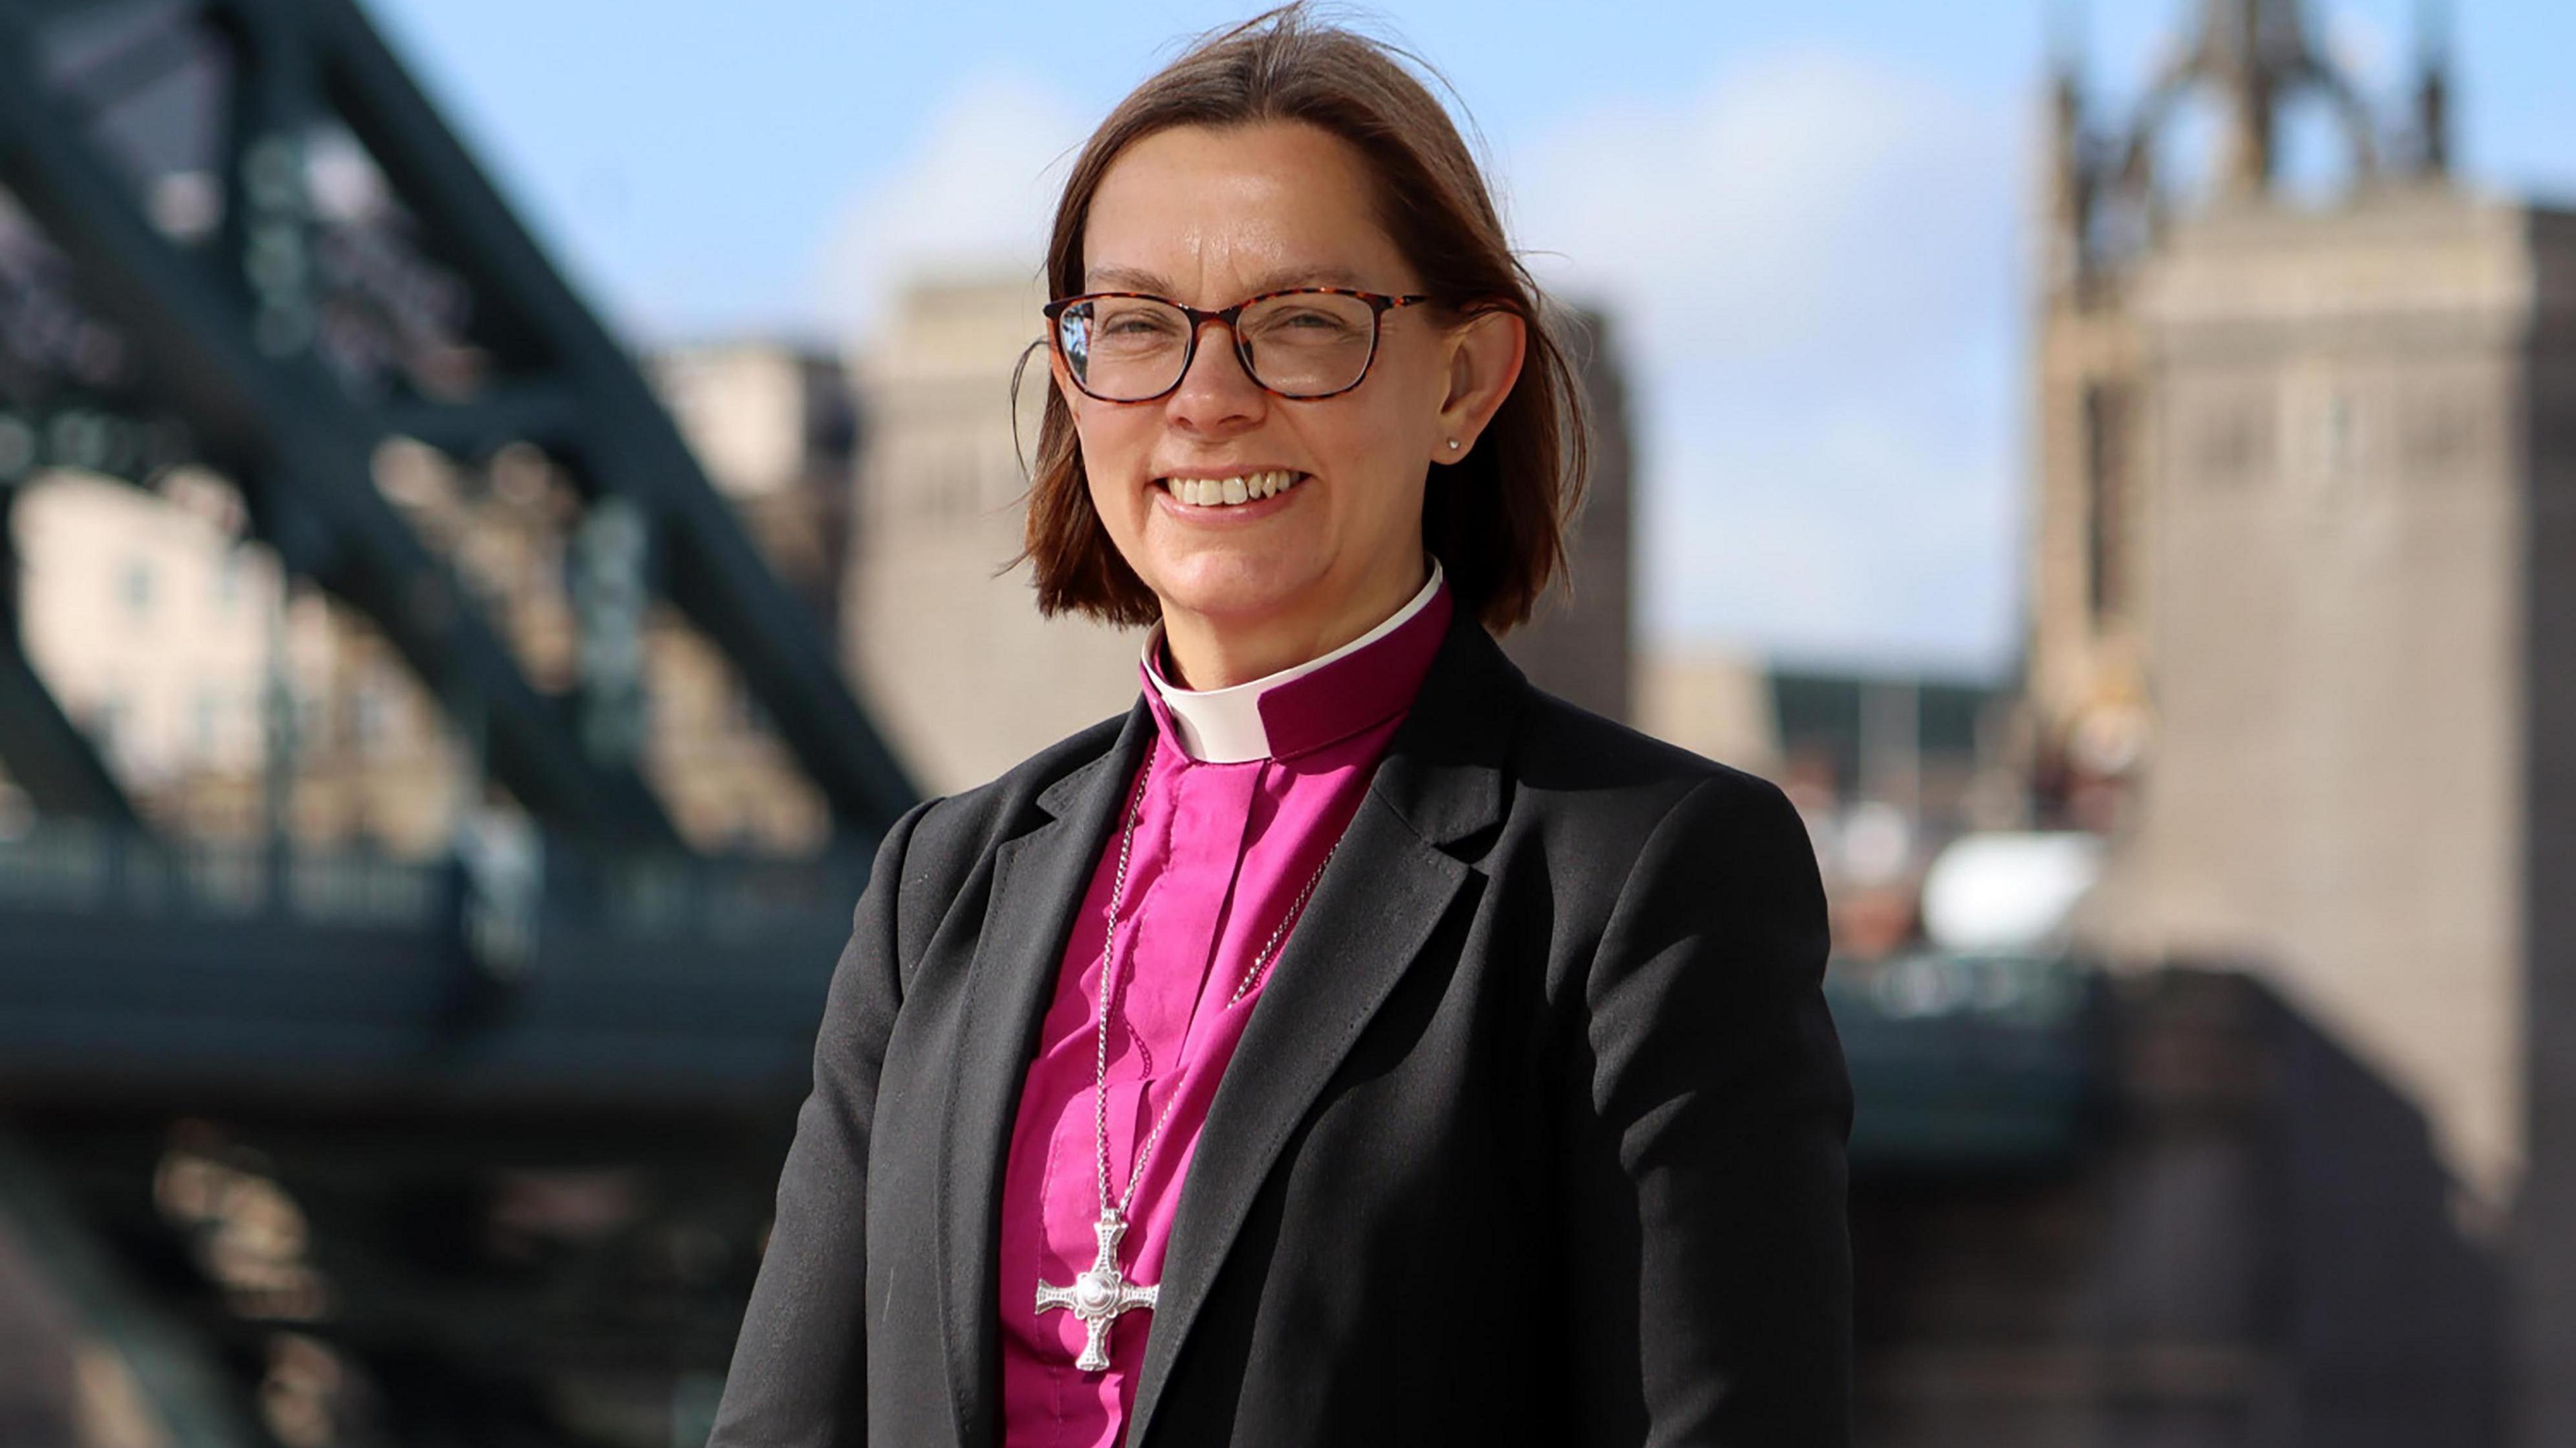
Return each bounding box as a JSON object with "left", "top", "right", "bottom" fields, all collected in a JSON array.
[{"left": 0, "top": 1, "right": 2098, "bottom": 1443}]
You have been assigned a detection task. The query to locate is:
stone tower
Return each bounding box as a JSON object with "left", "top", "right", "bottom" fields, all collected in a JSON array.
[
  {"left": 2027, "top": 0, "right": 2416, "bottom": 793},
  {"left": 2031, "top": 3, "right": 2576, "bottom": 1443},
  {"left": 841, "top": 274, "right": 1142, "bottom": 795}
]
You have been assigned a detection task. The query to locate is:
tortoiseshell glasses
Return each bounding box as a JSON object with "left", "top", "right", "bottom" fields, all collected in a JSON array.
[{"left": 1043, "top": 286, "right": 1430, "bottom": 402}]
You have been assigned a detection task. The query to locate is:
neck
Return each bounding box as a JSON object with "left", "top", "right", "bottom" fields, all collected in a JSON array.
[{"left": 1161, "top": 555, "right": 1430, "bottom": 690}]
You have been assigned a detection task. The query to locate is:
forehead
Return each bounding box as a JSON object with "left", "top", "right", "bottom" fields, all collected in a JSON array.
[{"left": 1081, "top": 120, "right": 1415, "bottom": 298}]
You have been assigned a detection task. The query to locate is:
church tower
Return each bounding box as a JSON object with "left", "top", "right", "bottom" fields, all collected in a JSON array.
[
  {"left": 2027, "top": 0, "right": 2434, "bottom": 806},
  {"left": 2030, "top": 4, "right": 2576, "bottom": 1443}
]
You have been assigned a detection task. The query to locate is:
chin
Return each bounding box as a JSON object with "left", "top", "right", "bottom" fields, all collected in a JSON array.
[{"left": 1148, "top": 551, "right": 1324, "bottom": 624}]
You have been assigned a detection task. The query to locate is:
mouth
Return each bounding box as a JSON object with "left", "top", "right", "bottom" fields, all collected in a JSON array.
[{"left": 1154, "top": 469, "right": 1308, "bottom": 510}]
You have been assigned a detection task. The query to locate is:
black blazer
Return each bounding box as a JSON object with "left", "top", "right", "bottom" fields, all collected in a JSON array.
[{"left": 708, "top": 605, "right": 1852, "bottom": 1447}]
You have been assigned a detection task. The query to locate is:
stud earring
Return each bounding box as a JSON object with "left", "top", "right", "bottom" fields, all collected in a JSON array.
[{"left": 1446, "top": 439, "right": 1461, "bottom": 451}]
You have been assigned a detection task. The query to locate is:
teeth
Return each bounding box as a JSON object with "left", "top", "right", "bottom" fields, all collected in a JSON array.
[{"left": 1164, "top": 470, "right": 1299, "bottom": 507}]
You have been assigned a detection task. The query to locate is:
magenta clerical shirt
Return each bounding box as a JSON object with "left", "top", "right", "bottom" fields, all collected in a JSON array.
[{"left": 995, "top": 561, "right": 1454, "bottom": 1446}]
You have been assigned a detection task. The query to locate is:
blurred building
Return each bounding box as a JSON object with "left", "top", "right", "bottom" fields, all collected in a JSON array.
[
  {"left": 1636, "top": 646, "right": 1779, "bottom": 781},
  {"left": 3, "top": 466, "right": 450, "bottom": 846},
  {"left": 1765, "top": 667, "right": 2010, "bottom": 828},
  {"left": 2028, "top": 0, "right": 2575, "bottom": 1438},
  {"left": 839, "top": 274, "right": 1139, "bottom": 795},
  {"left": 1641, "top": 651, "right": 2017, "bottom": 830},
  {"left": 1642, "top": 648, "right": 2012, "bottom": 958},
  {"left": 645, "top": 341, "right": 857, "bottom": 655},
  {"left": 9, "top": 469, "right": 316, "bottom": 801},
  {"left": 1495, "top": 302, "right": 1635, "bottom": 722}
]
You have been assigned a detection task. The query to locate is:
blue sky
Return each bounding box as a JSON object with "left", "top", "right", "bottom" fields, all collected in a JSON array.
[{"left": 364, "top": 0, "right": 2576, "bottom": 675}]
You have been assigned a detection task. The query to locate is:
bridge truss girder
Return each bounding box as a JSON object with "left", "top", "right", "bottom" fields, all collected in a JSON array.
[{"left": 0, "top": 0, "right": 916, "bottom": 849}]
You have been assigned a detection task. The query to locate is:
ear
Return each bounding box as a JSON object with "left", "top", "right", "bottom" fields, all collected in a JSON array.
[{"left": 1430, "top": 308, "right": 1527, "bottom": 465}]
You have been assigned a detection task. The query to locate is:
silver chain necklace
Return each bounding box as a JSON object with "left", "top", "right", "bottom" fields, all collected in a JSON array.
[{"left": 1034, "top": 746, "right": 1337, "bottom": 1372}]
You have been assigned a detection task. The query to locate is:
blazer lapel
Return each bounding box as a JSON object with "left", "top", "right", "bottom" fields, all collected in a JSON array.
[
  {"left": 1126, "top": 612, "right": 1525, "bottom": 1444},
  {"left": 936, "top": 699, "right": 1155, "bottom": 1448}
]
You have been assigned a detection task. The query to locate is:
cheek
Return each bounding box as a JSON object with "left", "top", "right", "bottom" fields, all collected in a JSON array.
[
  {"left": 1341, "top": 349, "right": 1442, "bottom": 459},
  {"left": 1071, "top": 408, "right": 1147, "bottom": 517},
  {"left": 1075, "top": 437, "right": 1137, "bottom": 549},
  {"left": 1313, "top": 392, "right": 1428, "bottom": 512}
]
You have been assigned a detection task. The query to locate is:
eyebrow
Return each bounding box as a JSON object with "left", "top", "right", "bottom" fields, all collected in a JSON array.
[{"left": 1082, "top": 263, "right": 1379, "bottom": 296}]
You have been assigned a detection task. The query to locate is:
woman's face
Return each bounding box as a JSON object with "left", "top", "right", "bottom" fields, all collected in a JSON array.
[{"left": 1060, "top": 120, "right": 1511, "bottom": 645}]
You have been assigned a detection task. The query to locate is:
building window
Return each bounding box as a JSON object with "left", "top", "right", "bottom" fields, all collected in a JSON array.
[
  {"left": 2083, "top": 383, "right": 2131, "bottom": 622},
  {"left": 2323, "top": 392, "right": 2355, "bottom": 474},
  {"left": 2192, "top": 393, "right": 2269, "bottom": 485},
  {"left": 2401, "top": 392, "right": 2477, "bottom": 478}
]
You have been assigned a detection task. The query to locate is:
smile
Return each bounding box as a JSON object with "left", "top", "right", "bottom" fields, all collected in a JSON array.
[{"left": 1157, "top": 470, "right": 1305, "bottom": 508}]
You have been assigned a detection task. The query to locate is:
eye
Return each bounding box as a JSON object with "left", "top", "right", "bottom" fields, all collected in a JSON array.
[
  {"left": 1247, "top": 307, "right": 1364, "bottom": 342},
  {"left": 1093, "top": 304, "right": 1182, "bottom": 339}
]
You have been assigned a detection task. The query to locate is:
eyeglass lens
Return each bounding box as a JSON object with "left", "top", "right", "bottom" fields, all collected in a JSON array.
[{"left": 1057, "top": 292, "right": 1381, "bottom": 400}]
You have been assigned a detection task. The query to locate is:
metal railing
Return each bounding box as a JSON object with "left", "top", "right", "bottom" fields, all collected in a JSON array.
[
  {"left": 1825, "top": 950, "right": 2104, "bottom": 1168},
  {"left": 0, "top": 819, "right": 875, "bottom": 946}
]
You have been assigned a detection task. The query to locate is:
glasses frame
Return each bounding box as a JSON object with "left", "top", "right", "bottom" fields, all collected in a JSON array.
[{"left": 1042, "top": 286, "right": 1432, "bottom": 403}]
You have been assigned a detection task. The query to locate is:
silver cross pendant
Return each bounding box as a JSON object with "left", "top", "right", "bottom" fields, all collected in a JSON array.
[{"left": 1035, "top": 1207, "right": 1160, "bottom": 1372}]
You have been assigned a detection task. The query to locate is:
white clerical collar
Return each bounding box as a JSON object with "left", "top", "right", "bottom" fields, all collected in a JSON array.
[{"left": 1142, "top": 558, "right": 1446, "bottom": 764}]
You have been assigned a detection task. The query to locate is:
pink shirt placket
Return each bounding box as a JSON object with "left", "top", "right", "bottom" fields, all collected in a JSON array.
[{"left": 995, "top": 576, "right": 1454, "bottom": 1447}]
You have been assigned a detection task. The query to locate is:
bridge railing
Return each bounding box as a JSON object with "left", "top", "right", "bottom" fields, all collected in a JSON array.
[
  {"left": 0, "top": 818, "right": 873, "bottom": 946},
  {"left": 0, "top": 818, "right": 885, "bottom": 1099},
  {"left": 1825, "top": 950, "right": 2106, "bottom": 1170},
  {"left": 0, "top": 818, "right": 445, "bottom": 928}
]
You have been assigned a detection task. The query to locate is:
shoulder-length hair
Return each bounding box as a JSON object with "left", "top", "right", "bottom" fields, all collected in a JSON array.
[{"left": 1016, "top": 3, "right": 1591, "bottom": 634}]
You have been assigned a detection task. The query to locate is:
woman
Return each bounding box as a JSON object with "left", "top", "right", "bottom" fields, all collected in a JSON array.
[{"left": 709, "top": 9, "right": 1851, "bottom": 1445}]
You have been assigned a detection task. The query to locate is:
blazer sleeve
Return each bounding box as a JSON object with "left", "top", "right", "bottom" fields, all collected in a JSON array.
[
  {"left": 1558, "top": 770, "right": 1854, "bottom": 1447},
  {"left": 707, "top": 796, "right": 937, "bottom": 1448}
]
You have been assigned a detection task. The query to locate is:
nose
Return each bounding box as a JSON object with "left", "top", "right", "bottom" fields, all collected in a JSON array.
[{"left": 1163, "top": 315, "right": 1265, "bottom": 435}]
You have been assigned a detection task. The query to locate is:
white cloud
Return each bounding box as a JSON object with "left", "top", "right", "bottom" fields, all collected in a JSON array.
[
  {"left": 809, "top": 68, "right": 1086, "bottom": 338},
  {"left": 1507, "top": 49, "right": 2025, "bottom": 672},
  {"left": 1512, "top": 49, "right": 2011, "bottom": 370}
]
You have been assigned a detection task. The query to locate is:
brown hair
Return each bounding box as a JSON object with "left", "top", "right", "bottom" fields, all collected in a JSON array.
[{"left": 1016, "top": 3, "right": 1591, "bottom": 634}]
